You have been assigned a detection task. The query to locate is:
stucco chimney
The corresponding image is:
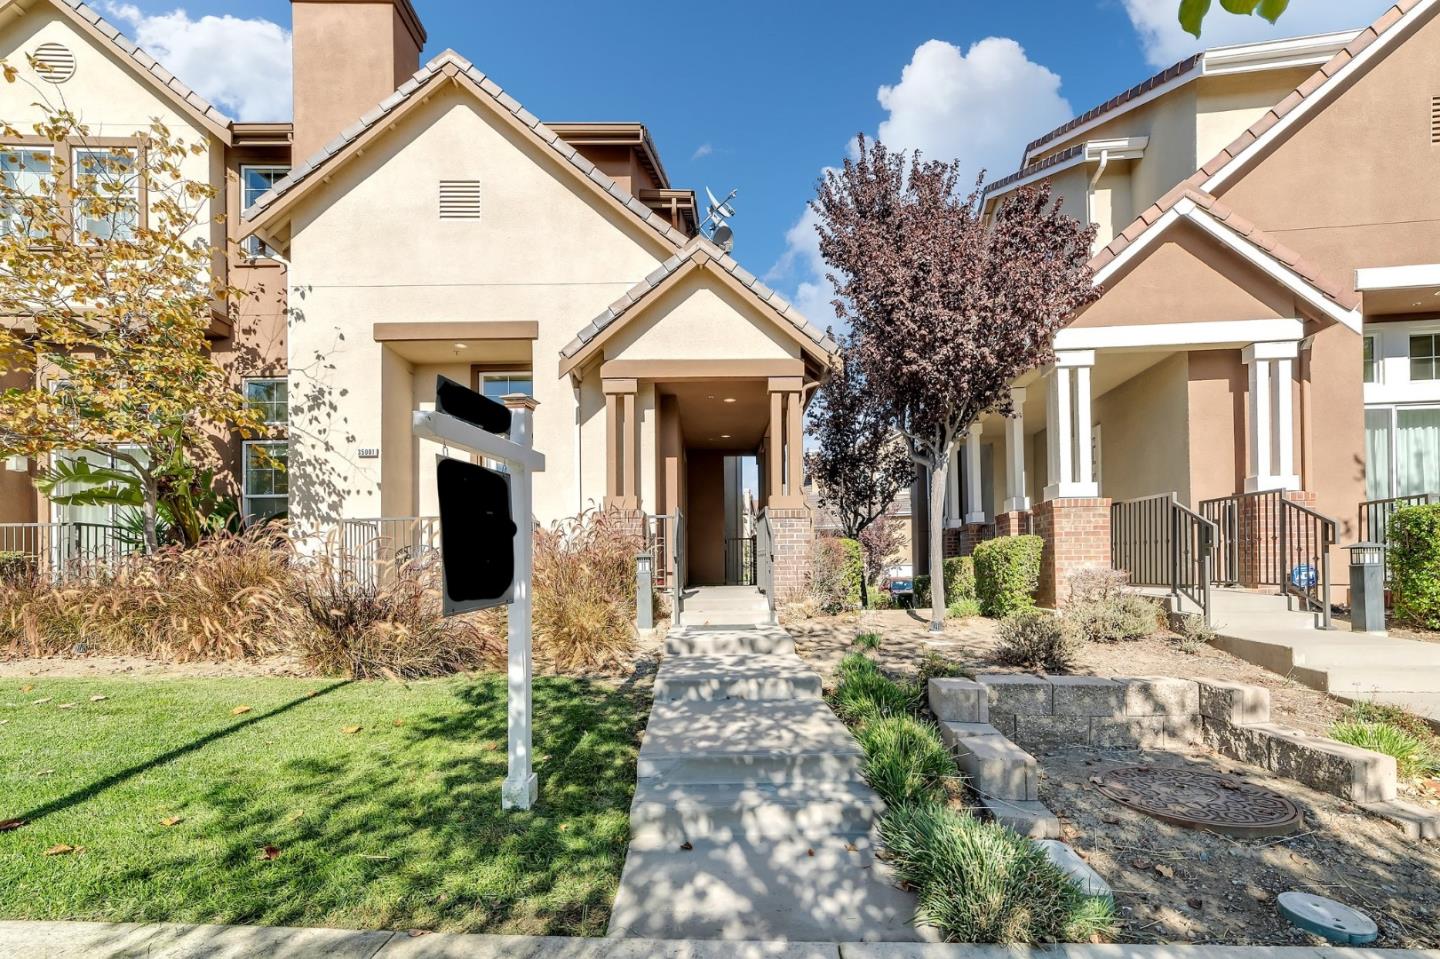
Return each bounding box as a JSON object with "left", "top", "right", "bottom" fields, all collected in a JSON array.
[{"left": 290, "top": 0, "right": 428, "bottom": 162}]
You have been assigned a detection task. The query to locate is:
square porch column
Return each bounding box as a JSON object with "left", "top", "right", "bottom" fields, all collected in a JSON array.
[
  {"left": 1004, "top": 386, "right": 1031, "bottom": 514},
  {"left": 1043, "top": 350, "right": 1098, "bottom": 500},
  {"left": 1242, "top": 341, "right": 1300, "bottom": 492},
  {"left": 766, "top": 376, "right": 805, "bottom": 507},
  {"left": 603, "top": 377, "right": 639, "bottom": 510},
  {"left": 964, "top": 423, "right": 986, "bottom": 525}
]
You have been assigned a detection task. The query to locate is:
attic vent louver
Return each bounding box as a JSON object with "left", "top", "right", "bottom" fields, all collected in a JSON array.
[
  {"left": 439, "top": 180, "right": 481, "bottom": 220},
  {"left": 1432, "top": 97, "right": 1440, "bottom": 143},
  {"left": 31, "top": 43, "right": 76, "bottom": 84}
]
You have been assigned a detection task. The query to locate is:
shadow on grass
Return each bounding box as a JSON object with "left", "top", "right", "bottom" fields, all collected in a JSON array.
[
  {"left": 99, "top": 675, "right": 646, "bottom": 936},
  {"left": 15, "top": 680, "right": 353, "bottom": 825}
]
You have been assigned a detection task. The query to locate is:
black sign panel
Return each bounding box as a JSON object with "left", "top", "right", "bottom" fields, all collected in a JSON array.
[
  {"left": 437, "top": 457, "right": 518, "bottom": 615},
  {"left": 436, "top": 374, "right": 512, "bottom": 435}
]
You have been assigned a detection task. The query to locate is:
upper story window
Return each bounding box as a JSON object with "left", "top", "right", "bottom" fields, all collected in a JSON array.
[
  {"left": 245, "top": 377, "right": 288, "bottom": 425},
  {"left": 72, "top": 147, "right": 139, "bottom": 242},
  {"left": 1363, "top": 335, "right": 1379, "bottom": 384},
  {"left": 240, "top": 165, "right": 289, "bottom": 256},
  {"left": 478, "top": 372, "right": 533, "bottom": 403},
  {"left": 0, "top": 146, "right": 52, "bottom": 238},
  {"left": 1409, "top": 333, "right": 1440, "bottom": 382}
]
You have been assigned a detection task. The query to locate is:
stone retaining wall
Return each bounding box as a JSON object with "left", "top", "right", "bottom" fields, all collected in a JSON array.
[{"left": 927, "top": 673, "right": 1435, "bottom": 839}]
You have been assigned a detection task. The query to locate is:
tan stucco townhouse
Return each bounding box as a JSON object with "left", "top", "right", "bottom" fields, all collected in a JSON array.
[{"left": 915, "top": 1, "right": 1440, "bottom": 618}]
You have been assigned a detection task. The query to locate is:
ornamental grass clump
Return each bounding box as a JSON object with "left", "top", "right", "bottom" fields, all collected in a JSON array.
[
  {"left": 856, "top": 714, "right": 956, "bottom": 806},
  {"left": 831, "top": 652, "right": 923, "bottom": 724},
  {"left": 881, "top": 802, "right": 1117, "bottom": 943},
  {"left": 530, "top": 507, "right": 644, "bottom": 673},
  {"left": 1329, "top": 719, "right": 1438, "bottom": 779}
]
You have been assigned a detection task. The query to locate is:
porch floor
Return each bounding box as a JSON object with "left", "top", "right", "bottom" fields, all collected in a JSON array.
[{"left": 1199, "top": 589, "right": 1440, "bottom": 724}]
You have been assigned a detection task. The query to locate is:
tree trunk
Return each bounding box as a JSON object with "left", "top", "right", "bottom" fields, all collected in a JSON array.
[
  {"left": 928, "top": 460, "right": 947, "bottom": 632},
  {"left": 859, "top": 573, "right": 870, "bottom": 609},
  {"left": 140, "top": 475, "right": 160, "bottom": 554}
]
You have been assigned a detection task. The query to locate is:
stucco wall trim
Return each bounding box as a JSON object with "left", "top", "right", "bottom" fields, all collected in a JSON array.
[
  {"left": 373, "top": 321, "right": 539, "bottom": 341},
  {"left": 1056, "top": 318, "right": 1304, "bottom": 350},
  {"left": 1356, "top": 263, "right": 1440, "bottom": 291}
]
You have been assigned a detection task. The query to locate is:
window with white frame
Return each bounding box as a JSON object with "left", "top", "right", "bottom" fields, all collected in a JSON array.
[
  {"left": 72, "top": 146, "right": 139, "bottom": 241},
  {"left": 244, "top": 377, "right": 288, "bottom": 425},
  {"left": 0, "top": 145, "right": 52, "bottom": 238},
  {"left": 1409, "top": 333, "right": 1440, "bottom": 382},
  {"left": 478, "top": 371, "right": 533, "bottom": 403},
  {"left": 1363, "top": 335, "right": 1379, "bottom": 384},
  {"left": 240, "top": 165, "right": 288, "bottom": 255},
  {"left": 243, "top": 441, "right": 288, "bottom": 521},
  {"left": 1365, "top": 405, "right": 1440, "bottom": 500}
]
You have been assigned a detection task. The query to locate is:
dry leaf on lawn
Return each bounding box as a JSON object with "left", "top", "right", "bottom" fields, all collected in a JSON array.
[
  {"left": 342, "top": 725, "right": 362, "bottom": 735},
  {"left": 44, "top": 844, "right": 75, "bottom": 856},
  {"left": 57, "top": 703, "right": 76, "bottom": 710},
  {"left": 20, "top": 684, "right": 33, "bottom": 693},
  {"left": 89, "top": 695, "right": 107, "bottom": 702},
  {"left": 0, "top": 818, "right": 25, "bottom": 831},
  {"left": 393, "top": 719, "right": 405, "bottom": 727},
  {"left": 231, "top": 705, "right": 252, "bottom": 716},
  {"left": 160, "top": 816, "right": 183, "bottom": 827},
  {"left": 1155, "top": 863, "right": 1176, "bottom": 879},
  {"left": 31, "top": 698, "right": 51, "bottom": 706},
  {"left": 258, "top": 845, "right": 281, "bottom": 861}
]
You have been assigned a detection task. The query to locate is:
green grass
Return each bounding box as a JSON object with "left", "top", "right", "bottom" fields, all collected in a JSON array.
[
  {"left": 0, "top": 674, "right": 646, "bottom": 935},
  {"left": 1330, "top": 719, "right": 1438, "bottom": 779}
]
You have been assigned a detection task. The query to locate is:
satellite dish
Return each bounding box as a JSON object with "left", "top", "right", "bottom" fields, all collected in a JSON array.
[
  {"left": 712, "top": 223, "right": 734, "bottom": 252},
  {"left": 705, "top": 186, "right": 736, "bottom": 223}
]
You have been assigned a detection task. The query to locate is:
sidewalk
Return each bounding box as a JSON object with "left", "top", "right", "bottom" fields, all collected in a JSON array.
[{"left": 2, "top": 921, "right": 1438, "bottom": 958}]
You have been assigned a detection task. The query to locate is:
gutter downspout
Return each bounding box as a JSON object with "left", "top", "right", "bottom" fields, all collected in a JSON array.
[{"left": 1086, "top": 149, "right": 1110, "bottom": 249}]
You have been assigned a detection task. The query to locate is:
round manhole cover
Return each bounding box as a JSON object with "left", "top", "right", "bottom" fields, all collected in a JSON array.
[{"left": 1095, "top": 766, "right": 1304, "bottom": 838}]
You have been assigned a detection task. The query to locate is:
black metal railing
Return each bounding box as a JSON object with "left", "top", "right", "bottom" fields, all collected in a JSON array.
[
  {"left": 756, "top": 510, "right": 776, "bottom": 625},
  {"left": 1199, "top": 489, "right": 1336, "bottom": 629},
  {"left": 1359, "top": 493, "right": 1438, "bottom": 581},
  {"left": 1111, "top": 493, "right": 1215, "bottom": 624},
  {"left": 725, "top": 535, "right": 757, "bottom": 586}
]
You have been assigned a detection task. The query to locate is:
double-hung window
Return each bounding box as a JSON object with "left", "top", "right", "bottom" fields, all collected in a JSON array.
[
  {"left": 240, "top": 165, "right": 288, "bottom": 256},
  {"left": 475, "top": 371, "right": 532, "bottom": 472},
  {"left": 243, "top": 377, "right": 289, "bottom": 521},
  {"left": 0, "top": 146, "right": 52, "bottom": 238},
  {"left": 72, "top": 147, "right": 139, "bottom": 241}
]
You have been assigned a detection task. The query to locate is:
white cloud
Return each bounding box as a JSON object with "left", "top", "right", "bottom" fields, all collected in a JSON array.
[
  {"left": 768, "top": 37, "right": 1070, "bottom": 326},
  {"left": 1121, "top": 0, "right": 1387, "bottom": 68},
  {"left": 105, "top": 2, "right": 291, "bottom": 121},
  {"left": 691, "top": 143, "right": 714, "bottom": 160},
  {"left": 876, "top": 38, "right": 1070, "bottom": 187}
]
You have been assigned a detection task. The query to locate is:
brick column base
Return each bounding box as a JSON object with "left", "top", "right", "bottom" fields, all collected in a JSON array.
[
  {"left": 994, "top": 511, "right": 1031, "bottom": 537},
  {"left": 942, "top": 526, "right": 963, "bottom": 559},
  {"left": 767, "top": 508, "right": 813, "bottom": 603},
  {"left": 1236, "top": 490, "right": 1316, "bottom": 589},
  {"left": 1032, "top": 498, "right": 1112, "bottom": 608}
]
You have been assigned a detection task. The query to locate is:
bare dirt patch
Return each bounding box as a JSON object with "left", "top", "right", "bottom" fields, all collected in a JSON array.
[
  {"left": 1038, "top": 745, "right": 1440, "bottom": 947},
  {"left": 0, "top": 653, "right": 309, "bottom": 679}
]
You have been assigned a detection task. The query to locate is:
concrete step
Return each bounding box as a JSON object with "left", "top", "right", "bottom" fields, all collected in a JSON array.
[
  {"left": 681, "top": 611, "right": 774, "bottom": 628},
  {"left": 1290, "top": 641, "right": 1440, "bottom": 668},
  {"left": 606, "top": 836, "right": 929, "bottom": 942},
  {"left": 628, "top": 780, "right": 885, "bottom": 847},
  {"left": 638, "top": 699, "right": 864, "bottom": 785},
  {"left": 1312, "top": 666, "right": 1440, "bottom": 695},
  {"left": 665, "top": 626, "right": 795, "bottom": 656},
  {"left": 655, "top": 653, "right": 822, "bottom": 702}
]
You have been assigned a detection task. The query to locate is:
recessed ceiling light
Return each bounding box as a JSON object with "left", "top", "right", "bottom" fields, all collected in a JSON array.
[
  {"left": 723, "top": 397, "right": 736, "bottom": 403},
  {"left": 453, "top": 342, "right": 468, "bottom": 349},
  {"left": 721, "top": 434, "right": 731, "bottom": 439}
]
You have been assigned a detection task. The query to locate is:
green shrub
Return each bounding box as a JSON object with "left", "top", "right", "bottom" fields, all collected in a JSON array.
[
  {"left": 831, "top": 652, "right": 923, "bottom": 724},
  {"left": 880, "top": 802, "right": 1117, "bottom": 943},
  {"left": 854, "top": 631, "right": 882, "bottom": 651},
  {"left": 1341, "top": 700, "right": 1436, "bottom": 740},
  {"left": 947, "top": 597, "right": 982, "bottom": 619},
  {"left": 973, "top": 536, "right": 1043, "bottom": 617},
  {"left": 1066, "top": 593, "right": 1161, "bottom": 644},
  {"left": 1389, "top": 504, "right": 1440, "bottom": 629},
  {"left": 915, "top": 557, "right": 977, "bottom": 608},
  {"left": 995, "top": 610, "right": 1079, "bottom": 673},
  {"left": 917, "top": 650, "right": 973, "bottom": 685},
  {"left": 1330, "top": 720, "right": 1437, "bottom": 779},
  {"left": 811, "top": 536, "right": 863, "bottom": 613},
  {"left": 1174, "top": 615, "right": 1215, "bottom": 655},
  {"left": 855, "top": 714, "right": 957, "bottom": 806}
]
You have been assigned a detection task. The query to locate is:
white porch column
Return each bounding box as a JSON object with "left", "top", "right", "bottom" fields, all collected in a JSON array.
[
  {"left": 1242, "top": 341, "right": 1300, "bottom": 492},
  {"left": 965, "top": 423, "right": 986, "bottom": 524},
  {"left": 1004, "top": 387, "right": 1030, "bottom": 513},
  {"left": 1044, "top": 350, "right": 1099, "bottom": 499},
  {"left": 945, "top": 447, "right": 961, "bottom": 526}
]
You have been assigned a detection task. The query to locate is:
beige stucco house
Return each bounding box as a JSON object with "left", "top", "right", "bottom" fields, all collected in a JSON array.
[{"left": 918, "top": 0, "right": 1440, "bottom": 614}]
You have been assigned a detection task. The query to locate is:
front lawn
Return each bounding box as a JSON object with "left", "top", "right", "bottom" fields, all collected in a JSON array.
[{"left": 0, "top": 674, "right": 645, "bottom": 935}]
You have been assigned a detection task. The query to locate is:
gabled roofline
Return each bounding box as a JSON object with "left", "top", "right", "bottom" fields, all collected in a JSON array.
[
  {"left": 546, "top": 121, "right": 671, "bottom": 191},
  {"left": 0, "top": 0, "right": 233, "bottom": 145},
  {"left": 1089, "top": 187, "right": 1361, "bottom": 332},
  {"left": 558, "top": 236, "right": 840, "bottom": 377},
  {"left": 1196, "top": 0, "right": 1436, "bottom": 193},
  {"left": 240, "top": 50, "right": 690, "bottom": 255}
]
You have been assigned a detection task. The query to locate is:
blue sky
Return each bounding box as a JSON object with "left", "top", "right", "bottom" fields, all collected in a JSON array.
[{"left": 107, "top": 0, "right": 1387, "bottom": 322}]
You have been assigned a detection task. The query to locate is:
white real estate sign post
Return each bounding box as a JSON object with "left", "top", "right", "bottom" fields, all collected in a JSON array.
[{"left": 412, "top": 394, "right": 544, "bottom": 811}]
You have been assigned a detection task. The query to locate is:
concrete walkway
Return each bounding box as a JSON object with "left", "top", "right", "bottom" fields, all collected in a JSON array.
[
  {"left": 1205, "top": 589, "right": 1440, "bottom": 723},
  {"left": 2, "top": 922, "right": 1437, "bottom": 959},
  {"left": 609, "top": 586, "right": 926, "bottom": 943}
]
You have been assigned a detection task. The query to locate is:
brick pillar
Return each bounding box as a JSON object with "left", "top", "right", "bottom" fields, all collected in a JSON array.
[
  {"left": 942, "top": 526, "right": 963, "bottom": 559},
  {"left": 767, "top": 507, "right": 813, "bottom": 603},
  {"left": 1033, "top": 497, "right": 1111, "bottom": 608},
  {"left": 1235, "top": 490, "right": 1316, "bottom": 589},
  {"left": 994, "top": 511, "right": 1031, "bottom": 537}
]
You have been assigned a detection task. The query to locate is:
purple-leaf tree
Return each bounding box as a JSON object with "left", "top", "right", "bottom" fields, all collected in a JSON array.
[
  {"left": 811, "top": 135, "right": 1098, "bottom": 631},
  {"left": 806, "top": 333, "right": 914, "bottom": 608}
]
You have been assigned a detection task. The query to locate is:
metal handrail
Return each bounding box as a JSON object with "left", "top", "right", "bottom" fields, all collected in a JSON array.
[
  {"left": 1280, "top": 497, "right": 1336, "bottom": 629},
  {"left": 1359, "top": 493, "right": 1438, "bottom": 581},
  {"left": 672, "top": 510, "right": 685, "bottom": 627},
  {"left": 756, "top": 509, "right": 776, "bottom": 626},
  {"left": 1110, "top": 493, "right": 1216, "bottom": 624}
]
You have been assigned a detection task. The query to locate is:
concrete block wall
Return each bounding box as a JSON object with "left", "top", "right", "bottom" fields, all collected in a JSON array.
[{"left": 1032, "top": 498, "right": 1111, "bottom": 607}]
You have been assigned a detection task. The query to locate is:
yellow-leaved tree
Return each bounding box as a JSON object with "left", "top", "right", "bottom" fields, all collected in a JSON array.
[{"left": 0, "top": 60, "right": 265, "bottom": 552}]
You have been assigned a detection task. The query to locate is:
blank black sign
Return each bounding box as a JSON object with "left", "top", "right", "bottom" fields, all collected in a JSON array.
[{"left": 436, "top": 457, "right": 518, "bottom": 615}]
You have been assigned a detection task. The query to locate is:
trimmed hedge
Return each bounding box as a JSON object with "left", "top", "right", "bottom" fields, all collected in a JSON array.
[
  {"left": 915, "top": 557, "right": 977, "bottom": 608},
  {"left": 811, "top": 536, "right": 864, "bottom": 613},
  {"left": 1390, "top": 503, "right": 1440, "bottom": 630},
  {"left": 838, "top": 537, "right": 864, "bottom": 610},
  {"left": 973, "top": 535, "right": 1043, "bottom": 617}
]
